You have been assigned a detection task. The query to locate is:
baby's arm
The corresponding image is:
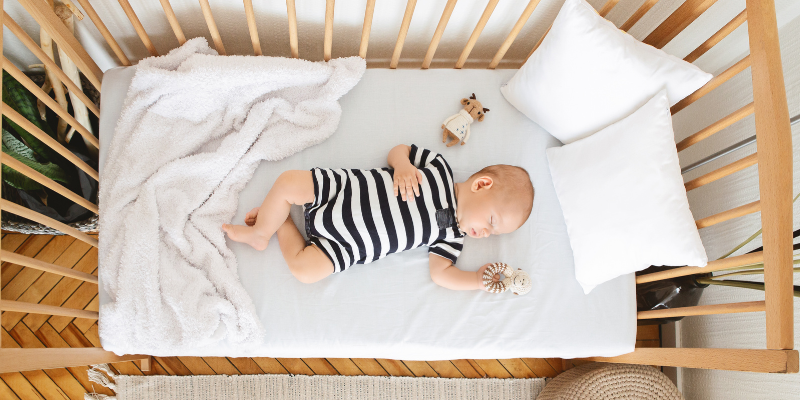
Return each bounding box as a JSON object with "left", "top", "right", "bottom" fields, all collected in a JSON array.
[
  {"left": 387, "top": 144, "right": 413, "bottom": 169},
  {"left": 429, "top": 254, "right": 491, "bottom": 291}
]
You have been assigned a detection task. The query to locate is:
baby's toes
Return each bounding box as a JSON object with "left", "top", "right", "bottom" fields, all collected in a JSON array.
[{"left": 222, "top": 224, "right": 233, "bottom": 237}]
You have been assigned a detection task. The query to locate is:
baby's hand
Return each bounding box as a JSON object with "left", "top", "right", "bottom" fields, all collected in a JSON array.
[
  {"left": 393, "top": 164, "right": 424, "bottom": 201},
  {"left": 477, "top": 263, "right": 499, "bottom": 292}
]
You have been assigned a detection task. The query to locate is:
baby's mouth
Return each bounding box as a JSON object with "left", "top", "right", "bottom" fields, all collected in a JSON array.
[{"left": 470, "top": 228, "right": 477, "bottom": 237}]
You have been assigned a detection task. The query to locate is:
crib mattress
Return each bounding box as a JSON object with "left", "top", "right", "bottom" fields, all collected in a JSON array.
[{"left": 98, "top": 66, "right": 636, "bottom": 359}]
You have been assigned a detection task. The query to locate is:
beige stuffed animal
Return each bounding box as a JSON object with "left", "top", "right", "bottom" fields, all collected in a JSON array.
[
  {"left": 441, "top": 93, "right": 489, "bottom": 147},
  {"left": 482, "top": 262, "right": 532, "bottom": 295}
]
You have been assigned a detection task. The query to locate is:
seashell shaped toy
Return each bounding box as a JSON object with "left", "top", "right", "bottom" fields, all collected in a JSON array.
[{"left": 482, "top": 262, "right": 532, "bottom": 295}]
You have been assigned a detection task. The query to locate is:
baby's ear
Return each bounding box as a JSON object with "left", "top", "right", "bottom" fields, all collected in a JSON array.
[{"left": 472, "top": 175, "right": 494, "bottom": 191}]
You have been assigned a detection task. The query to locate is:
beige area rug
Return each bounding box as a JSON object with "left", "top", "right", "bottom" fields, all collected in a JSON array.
[{"left": 87, "top": 369, "right": 546, "bottom": 400}]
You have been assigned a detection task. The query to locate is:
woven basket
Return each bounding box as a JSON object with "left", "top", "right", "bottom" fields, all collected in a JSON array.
[
  {"left": 538, "top": 363, "right": 684, "bottom": 400},
  {"left": 1, "top": 73, "right": 100, "bottom": 235}
]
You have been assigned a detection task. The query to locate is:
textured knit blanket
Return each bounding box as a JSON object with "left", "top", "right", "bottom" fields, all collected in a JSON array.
[{"left": 98, "top": 38, "right": 365, "bottom": 355}]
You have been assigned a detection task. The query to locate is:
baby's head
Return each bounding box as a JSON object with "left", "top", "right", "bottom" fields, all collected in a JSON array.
[{"left": 455, "top": 164, "right": 534, "bottom": 239}]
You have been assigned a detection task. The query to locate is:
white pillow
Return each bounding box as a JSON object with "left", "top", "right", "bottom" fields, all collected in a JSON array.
[
  {"left": 546, "top": 90, "right": 707, "bottom": 294},
  {"left": 501, "top": 0, "right": 712, "bottom": 144}
]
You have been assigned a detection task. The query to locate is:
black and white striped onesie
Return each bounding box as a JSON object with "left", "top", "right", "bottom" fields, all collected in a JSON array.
[{"left": 303, "top": 145, "right": 466, "bottom": 273}]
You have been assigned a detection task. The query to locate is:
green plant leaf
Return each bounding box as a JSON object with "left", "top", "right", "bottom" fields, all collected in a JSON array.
[
  {"left": 2, "top": 129, "right": 72, "bottom": 187},
  {"left": 2, "top": 164, "right": 43, "bottom": 191},
  {"left": 2, "top": 128, "right": 37, "bottom": 161},
  {"left": 2, "top": 71, "right": 62, "bottom": 163}
]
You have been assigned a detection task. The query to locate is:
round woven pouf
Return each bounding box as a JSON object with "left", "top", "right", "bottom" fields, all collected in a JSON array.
[{"left": 537, "top": 363, "right": 684, "bottom": 400}]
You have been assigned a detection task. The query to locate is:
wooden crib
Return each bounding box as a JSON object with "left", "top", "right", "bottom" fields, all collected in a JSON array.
[{"left": 0, "top": 0, "right": 796, "bottom": 375}]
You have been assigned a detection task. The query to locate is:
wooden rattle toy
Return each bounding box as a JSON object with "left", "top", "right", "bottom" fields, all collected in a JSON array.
[{"left": 482, "top": 262, "right": 532, "bottom": 295}]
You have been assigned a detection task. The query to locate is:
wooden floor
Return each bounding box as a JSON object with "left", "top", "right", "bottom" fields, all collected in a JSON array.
[{"left": 0, "top": 233, "right": 660, "bottom": 399}]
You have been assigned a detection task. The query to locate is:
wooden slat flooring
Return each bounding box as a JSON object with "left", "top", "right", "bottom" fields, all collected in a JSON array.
[{"left": 0, "top": 233, "right": 659, "bottom": 399}]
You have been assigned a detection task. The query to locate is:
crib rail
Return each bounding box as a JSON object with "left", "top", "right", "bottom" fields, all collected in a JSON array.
[
  {"left": 0, "top": 0, "right": 795, "bottom": 375},
  {"left": 586, "top": 348, "right": 798, "bottom": 374}
]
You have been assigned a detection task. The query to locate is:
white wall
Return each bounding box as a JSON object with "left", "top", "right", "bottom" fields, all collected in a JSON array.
[{"left": 2, "top": 0, "right": 800, "bottom": 396}]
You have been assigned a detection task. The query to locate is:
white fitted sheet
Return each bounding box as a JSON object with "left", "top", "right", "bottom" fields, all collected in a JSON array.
[{"left": 98, "top": 66, "right": 636, "bottom": 359}]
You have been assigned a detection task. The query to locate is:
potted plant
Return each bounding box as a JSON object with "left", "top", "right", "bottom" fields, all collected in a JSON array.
[{"left": 1, "top": 70, "right": 99, "bottom": 234}]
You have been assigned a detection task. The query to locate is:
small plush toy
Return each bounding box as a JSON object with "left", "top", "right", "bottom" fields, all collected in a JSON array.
[
  {"left": 441, "top": 93, "right": 489, "bottom": 147},
  {"left": 482, "top": 262, "right": 532, "bottom": 295}
]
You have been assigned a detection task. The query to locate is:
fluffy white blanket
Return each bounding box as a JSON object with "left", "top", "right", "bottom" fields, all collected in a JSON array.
[{"left": 98, "top": 38, "right": 365, "bottom": 355}]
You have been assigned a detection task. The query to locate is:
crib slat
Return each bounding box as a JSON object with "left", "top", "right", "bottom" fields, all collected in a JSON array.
[
  {"left": 684, "top": 9, "right": 746, "bottom": 63},
  {"left": 422, "top": 0, "right": 458, "bottom": 69},
  {"left": 3, "top": 14, "right": 100, "bottom": 116},
  {"left": 0, "top": 348, "right": 144, "bottom": 374},
  {"left": 0, "top": 251, "right": 97, "bottom": 284},
  {"left": 159, "top": 0, "right": 186, "bottom": 45},
  {"left": 583, "top": 348, "right": 798, "bottom": 373},
  {"left": 359, "top": 0, "right": 376, "bottom": 59},
  {"left": 324, "top": 0, "right": 335, "bottom": 61},
  {"left": 644, "top": 0, "right": 719, "bottom": 49},
  {"left": 1, "top": 107, "right": 99, "bottom": 181},
  {"left": 695, "top": 200, "right": 760, "bottom": 229},
  {"left": 390, "top": 0, "right": 417, "bottom": 69},
  {"left": 0, "top": 200, "right": 98, "bottom": 247},
  {"left": 286, "top": 0, "right": 299, "bottom": 58},
  {"left": 455, "top": 0, "right": 499, "bottom": 69},
  {"left": 677, "top": 102, "right": 754, "bottom": 152},
  {"left": 637, "top": 252, "right": 763, "bottom": 284},
  {"left": 684, "top": 153, "right": 757, "bottom": 191},
  {"left": 671, "top": 55, "right": 751, "bottom": 115},
  {"left": 747, "top": 0, "right": 794, "bottom": 351},
  {"left": 199, "top": 0, "right": 225, "bottom": 55},
  {"left": 598, "top": 0, "right": 621, "bottom": 17},
  {"left": 638, "top": 301, "right": 765, "bottom": 319},
  {"left": 620, "top": 0, "right": 660, "bottom": 32},
  {"left": 1, "top": 156, "right": 99, "bottom": 215},
  {"left": 2, "top": 58, "right": 98, "bottom": 148},
  {"left": 74, "top": 0, "right": 131, "bottom": 65},
  {"left": 15, "top": 0, "right": 103, "bottom": 90},
  {"left": 489, "top": 0, "right": 541, "bottom": 69},
  {"left": 0, "top": 299, "right": 97, "bottom": 319},
  {"left": 117, "top": 0, "right": 158, "bottom": 57},
  {"left": 243, "top": 0, "right": 261, "bottom": 55},
  {"left": 1, "top": 3, "right": 4, "bottom": 273}
]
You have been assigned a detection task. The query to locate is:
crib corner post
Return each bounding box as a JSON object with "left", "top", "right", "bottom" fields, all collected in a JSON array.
[
  {"left": 139, "top": 356, "right": 152, "bottom": 372},
  {"left": 746, "top": 0, "right": 794, "bottom": 351}
]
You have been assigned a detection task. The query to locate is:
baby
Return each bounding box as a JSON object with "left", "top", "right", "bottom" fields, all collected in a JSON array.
[{"left": 223, "top": 144, "right": 534, "bottom": 292}]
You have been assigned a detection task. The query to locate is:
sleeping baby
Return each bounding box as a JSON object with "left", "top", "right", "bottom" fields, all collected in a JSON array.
[{"left": 223, "top": 144, "right": 534, "bottom": 292}]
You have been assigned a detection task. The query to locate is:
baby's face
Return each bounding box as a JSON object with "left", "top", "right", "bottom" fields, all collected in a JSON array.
[{"left": 458, "top": 190, "right": 525, "bottom": 239}]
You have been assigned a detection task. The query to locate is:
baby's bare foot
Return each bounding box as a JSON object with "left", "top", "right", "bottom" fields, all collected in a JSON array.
[
  {"left": 245, "top": 207, "right": 260, "bottom": 226},
  {"left": 222, "top": 223, "right": 270, "bottom": 251}
]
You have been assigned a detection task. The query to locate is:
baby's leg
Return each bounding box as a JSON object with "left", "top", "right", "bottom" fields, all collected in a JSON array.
[
  {"left": 223, "top": 170, "right": 314, "bottom": 251},
  {"left": 276, "top": 216, "right": 333, "bottom": 283}
]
